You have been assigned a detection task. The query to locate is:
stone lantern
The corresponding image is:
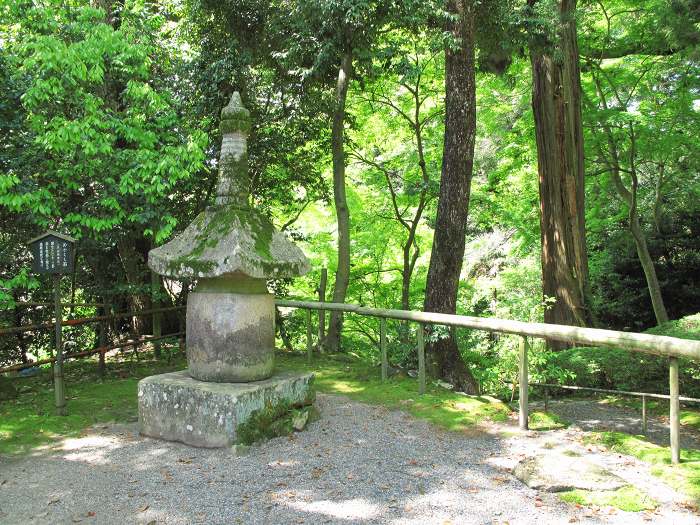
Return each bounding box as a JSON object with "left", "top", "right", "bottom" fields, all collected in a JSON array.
[{"left": 138, "top": 93, "right": 314, "bottom": 448}]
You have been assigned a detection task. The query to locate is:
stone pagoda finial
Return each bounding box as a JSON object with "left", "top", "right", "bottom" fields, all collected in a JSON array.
[{"left": 216, "top": 92, "right": 251, "bottom": 206}]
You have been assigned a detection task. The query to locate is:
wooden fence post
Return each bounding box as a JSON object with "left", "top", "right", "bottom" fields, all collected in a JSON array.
[
  {"left": 151, "top": 271, "right": 162, "bottom": 359},
  {"left": 317, "top": 268, "right": 327, "bottom": 348},
  {"left": 417, "top": 323, "right": 425, "bottom": 395},
  {"left": 98, "top": 301, "right": 108, "bottom": 377},
  {"left": 306, "top": 309, "right": 313, "bottom": 364},
  {"left": 519, "top": 336, "right": 529, "bottom": 430},
  {"left": 670, "top": 357, "right": 680, "bottom": 464},
  {"left": 380, "top": 317, "right": 388, "bottom": 382},
  {"left": 53, "top": 275, "right": 67, "bottom": 416}
]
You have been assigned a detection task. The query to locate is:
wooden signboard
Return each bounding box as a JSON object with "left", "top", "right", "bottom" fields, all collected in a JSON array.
[{"left": 28, "top": 231, "right": 76, "bottom": 275}]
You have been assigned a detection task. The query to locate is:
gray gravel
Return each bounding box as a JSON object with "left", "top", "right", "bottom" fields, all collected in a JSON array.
[{"left": 0, "top": 394, "right": 697, "bottom": 525}]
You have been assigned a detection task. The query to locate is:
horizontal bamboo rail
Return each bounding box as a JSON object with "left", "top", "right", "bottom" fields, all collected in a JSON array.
[
  {"left": 0, "top": 332, "right": 185, "bottom": 374},
  {"left": 534, "top": 383, "right": 700, "bottom": 404},
  {"left": 278, "top": 298, "right": 699, "bottom": 464},
  {"left": 0, "top": 305, "right": 185, "bottom": 336},
  {"left": 5, "top": 302, "right": 107, "bottom": 308},
  {"left": 277, "top": 299, "right": 700, "bottom": 360}
]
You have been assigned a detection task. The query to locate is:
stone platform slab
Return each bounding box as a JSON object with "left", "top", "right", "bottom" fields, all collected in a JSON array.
[{"left": 138, "top": 370, "right": 314, "bottom": 448}]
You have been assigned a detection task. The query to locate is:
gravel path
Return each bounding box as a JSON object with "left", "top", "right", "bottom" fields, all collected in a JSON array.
[
  {"left": 535, "top": 399, "right": 700, "bottom": 449},
  {"left": 0, "top": 394, "right": 698, "bottom": 525}
]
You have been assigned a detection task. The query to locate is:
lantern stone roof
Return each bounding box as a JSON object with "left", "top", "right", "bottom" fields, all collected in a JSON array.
[{"left": 148, "top": 92, "right": 310, "bottom": 280}]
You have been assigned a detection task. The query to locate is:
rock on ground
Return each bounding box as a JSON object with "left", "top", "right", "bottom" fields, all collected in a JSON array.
[{"left": 513, "top": 452, "right": 626, "bottom": 492}]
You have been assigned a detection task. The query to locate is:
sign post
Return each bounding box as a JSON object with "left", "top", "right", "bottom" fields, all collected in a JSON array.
[{"left": 28, "top": 230, "right": 76, "bottom": 416}]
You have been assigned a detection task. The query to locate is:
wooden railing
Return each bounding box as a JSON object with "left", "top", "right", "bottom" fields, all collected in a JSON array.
[
  {"left": 277, "top": 299, "right": 700, "bottom": 464},
  {"left": 4, "top": 297, "right": 698, "bottom": 463}
]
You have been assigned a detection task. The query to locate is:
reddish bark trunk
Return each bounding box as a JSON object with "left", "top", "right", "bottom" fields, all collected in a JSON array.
[
  {"left": 529, "top": 0, "right": 593, "bottom": 344},
  {"left": 423, "top": 0, "right": 479, "bottom": 394}
]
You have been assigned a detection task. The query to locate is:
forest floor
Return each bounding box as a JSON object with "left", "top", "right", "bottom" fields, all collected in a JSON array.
[{"left": 1, "top": 350, "right": 699, "bottom": 524}]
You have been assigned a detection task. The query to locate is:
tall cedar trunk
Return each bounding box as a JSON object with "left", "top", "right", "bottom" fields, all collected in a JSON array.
[
  {"left": 529, "top": 0, "right": 592, "bottom": 345},
  {"left": 423, "top": 0, "right": 479, "bottom": 394},
  {"left": 325, "top": 50, "right": 353, "bottom": 352}
]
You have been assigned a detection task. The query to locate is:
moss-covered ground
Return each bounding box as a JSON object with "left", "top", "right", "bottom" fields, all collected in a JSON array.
[
  {"left": 527, "top": 410, "right": 569, "bottom": 430},
  {"left": 0, "top": 348, "right": 188, "bottom": 455},
  {"left": 560, "top": 485, "right": 658, "bottom": 512},
  {"left": 584, "top": 431, "right": 700, "bottom": 503},
  {"left": 277, "top": 352, "right": 511, "bottom": 431},
  {"left": 0, "top": 349, "right": 511, "bottom": 456}
]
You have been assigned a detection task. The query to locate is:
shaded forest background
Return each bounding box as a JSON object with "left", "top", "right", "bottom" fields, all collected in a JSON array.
[{"left": 1, "top": 0, "right": 699, "bottom": 397}]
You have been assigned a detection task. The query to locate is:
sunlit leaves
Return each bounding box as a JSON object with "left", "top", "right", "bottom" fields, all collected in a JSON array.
[{"left": 4, "top": 2, "right": 207, "bottom": 243}]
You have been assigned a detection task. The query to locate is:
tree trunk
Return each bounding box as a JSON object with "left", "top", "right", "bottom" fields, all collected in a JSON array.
[
  {"left": 629, "top": 215, "right": 669, "bottom": 324},
  {"left": 326, "top": 50, "right": 353, "bottom": 352},
  {"left": 529, "top": 0, "right": 593, "bottom": 344},
  {"left": 591, "top": 71, "right": 670, "bottom": 326},
  {"left": 12, "top": 291, "right": 28, "bottom": 363},
  {"left": 117, "top": 236, "right": 151, "bottom": 335},
  {"left": 423, "top": 0, "right": 479, "bottom": 394}
]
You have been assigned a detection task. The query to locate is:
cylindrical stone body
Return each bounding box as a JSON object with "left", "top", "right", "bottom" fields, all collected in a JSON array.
[{"left": 186, "top": 291, "right": 274, "bottom": 382}]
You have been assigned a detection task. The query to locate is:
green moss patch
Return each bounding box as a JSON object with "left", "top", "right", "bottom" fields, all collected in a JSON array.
[
  {"left": 560, "top": 485, "right": 658, "bottom": 512},
  {"left": 585, "top": 431, "right": 700, "bottom": 502},
  {"left": 276, "top": 353, "right": 511, "bottom": 433},
  {"left": 235, "top": 401, "right": 318, "bottom": 446},
  {"left": 528, "top": 410, "right": 569, "bottom": 431}
]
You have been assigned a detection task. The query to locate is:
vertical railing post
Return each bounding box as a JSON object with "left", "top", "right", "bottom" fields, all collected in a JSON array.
[
  {"left": 306, "top": 309, "right": 313, "bottom": 364},
  {"left": 670, "top": 357, "right": 680, "bottom": 464},
  {"left": 380, "top": 317, "right": 387, "bottom": 381},
  {"left": 417, "top": 323, "right": 425, "bottom": 395},
  {"left": 151, "top": 271, "right": 162, "bottom": 359},
  {"left": 519, "top": 336, "right": 529, "bottom": 430},
  {"left": 641, "top": 394, "right": 647, "bottom": 435},
  {"left": 317, "top": 268, "right": 327, "bottom": 347},
  {"left": 98, "top": 300, "right": 108, "bottom": 378},
  {"left": 53, "top": 275, "right": 67, "bottom": 416},
  {"left": 544, "top": 386, "right": 549, "bottom": 413}
]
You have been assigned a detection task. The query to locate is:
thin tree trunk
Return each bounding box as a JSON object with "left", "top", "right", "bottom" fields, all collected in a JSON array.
[
  {"left": 591, "top": 71, "right": 670, "bottom": 326},
  {"left": 12, "top": 291, "right": 28, "bottom": 363},
  {"left": 117, "top": 237, "right": 151, "bottom": 335},
  {"left": 529, "top": 0, "right": 593, "bottom": 345},
  {"left": 275, "top": 307, "right": 294, "bottom": 352},
  {"left": 423, "top": 0, "right": 479, "bottom": 394},
  {"left": 629, "top": 215, "right": 669, "bottom": 324},
  {"left": 326, "top": 50, "right": 353, "bottom": 352}
]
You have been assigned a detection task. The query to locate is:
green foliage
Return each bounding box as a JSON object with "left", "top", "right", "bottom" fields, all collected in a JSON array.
[
  {"left": 554, "top": 313, "right": 700, "bottom": 397},
  {"left": 2, "top": 3, "right": 207, "bottom": 240}
]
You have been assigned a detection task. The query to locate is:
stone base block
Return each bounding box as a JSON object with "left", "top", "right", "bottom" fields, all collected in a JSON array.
[{"left": 138, "top": 370, "right": 314, "bottom": 448}]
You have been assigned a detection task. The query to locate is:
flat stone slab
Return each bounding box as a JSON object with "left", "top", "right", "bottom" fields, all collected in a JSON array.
[
  {"left": 514, "top": 452, "right": 627, "bottom": 492},
  {"left": 138, "top": 370, "right": 314, "bottom": 448}
]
